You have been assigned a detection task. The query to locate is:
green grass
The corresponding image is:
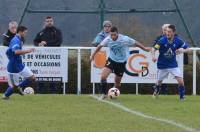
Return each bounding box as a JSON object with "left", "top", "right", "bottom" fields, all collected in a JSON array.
[{"left": 0, "top": 94, "right": 199, "bottom": 132}]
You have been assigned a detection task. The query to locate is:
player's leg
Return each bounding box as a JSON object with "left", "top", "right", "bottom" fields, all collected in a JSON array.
[
  {"left": 153, "top": 69, "right": 169, "bottom": 97},
  {"left": 175, "top": 77, "right": 185, "bottom": 100},
  {"left": 114, "top": 75, "right": 122, "bottom": 88},
  {"left": 100, "top": 67, "right": 112, "bottom": 98},
  {"left": 99, "top": 58, "right": 113, "bottom": 99},
  {"left": 18, "top": 67, "right": 36, "bottom": 95},
  {"left": 170, "top": 68, "right": 185, "bottom": 100},
  {"left": 113, "top": 61, "right": 126, "bottom": 89},
  {"left": 3, "top": 73, "right": 19, "bottom": 99}
]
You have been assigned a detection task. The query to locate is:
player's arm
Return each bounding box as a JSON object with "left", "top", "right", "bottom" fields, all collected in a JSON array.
[
  {"left": 135, "top": 42, "right": 151, "bottom": 52},
  {"left": 15, "top": 48, "right": 35, "bottom": 55},
  {"left": 12, "top": 44, "right": 35, "bottom": 55},
  {"left": 176, "top": 42, "right": 191, "bottom": 54},
  {"left": 151, "top": 43, "right": 160, "bottom": 62},
  {"left": 127, "top": 37, "right": 151, "bottom": 52},
  {"left": 90, "top": 44, "right": 103, "bottom": 61},
  {"left": 90, "top": 37, "right": 108, "bottom": 61}
]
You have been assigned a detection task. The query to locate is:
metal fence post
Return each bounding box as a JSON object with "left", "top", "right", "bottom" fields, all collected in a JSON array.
[
  {"left": 193, "top": 50, "right": 197, "bottom": 95},
  {"left": 77, "top": 49, "right": 81, "bottom": 95}
]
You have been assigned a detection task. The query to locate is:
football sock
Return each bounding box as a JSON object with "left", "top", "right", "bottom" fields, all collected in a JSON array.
[
  {"left": 4, "top": 87, "right": 13, "bottom": 97},
  {"left": 100, "top": 79, "right": 107, "bottom": 95}
]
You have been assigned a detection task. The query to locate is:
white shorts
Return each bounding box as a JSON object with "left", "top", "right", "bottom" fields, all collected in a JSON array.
[
  {"left": 157, "top": 67, "right": 183, "bottom": 81},
  {"left": 7, "top": 67, "right": 33, "bottom": 87}
]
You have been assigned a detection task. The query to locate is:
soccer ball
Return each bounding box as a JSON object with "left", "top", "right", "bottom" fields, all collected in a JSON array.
[
  {"left": 108, "top": 87, "right": 120, "bottom": 99},
  {"left": 24, "top": 87, "right": 34, "bottom": 94}
]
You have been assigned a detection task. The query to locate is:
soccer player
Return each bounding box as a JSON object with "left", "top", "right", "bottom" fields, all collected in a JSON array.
[
  {"left": 152, "top": 24, "right": 170, "bottom": 94},
  {"left": 90, "top": 26, "right": 151, "bottom": 99},
  {"left": 2, "top": 26, "right": 36, "bottom": 99},
  {"left": 91, "top": 20, "right": 112, "bottom": 47},
  {"left": 151, "top": 24, "right": 191, "bottom": 100}
]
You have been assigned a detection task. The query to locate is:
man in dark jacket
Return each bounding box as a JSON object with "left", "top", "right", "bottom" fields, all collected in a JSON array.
[
  {"left": 2, "top": 21, "right": 18, "bottom": 46},
  {"left": 34, "top": 16, "right": 62, "bottom": 47},
  {"left": 34, "top": 16, "right": 63, "bottom": 93}
]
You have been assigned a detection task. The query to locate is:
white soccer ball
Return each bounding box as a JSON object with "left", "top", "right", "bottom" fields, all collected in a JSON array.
[
  {"left": 108, "top": 87, "right": 120, "bottom": 99},
  {"left": 24, "top": 87, "right": 34, "bottom": 94}
]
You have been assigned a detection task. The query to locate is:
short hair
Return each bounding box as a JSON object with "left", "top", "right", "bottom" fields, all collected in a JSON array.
[
  {"left": 110, "top": 26, "right": 118, "bottom": 33},
  {"left": 46, "top": 16, "right": 53, "bottom": 19},
  {"left": 9, "top": 21, "right": 18, "bottom": 29},
  {"left": 168, "top": 24, "right": 176, "bottom": 32},
  {"left": 17, "top": 26, "right": 27, "bottom": 33}
]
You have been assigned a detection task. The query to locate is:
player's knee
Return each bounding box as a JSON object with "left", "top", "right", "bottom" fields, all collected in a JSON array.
[
  {"left": 178, "top": 79, "right": 184, "bottom": 86},
  {"left": 157, "top": 80, "right": 162, "bottom": 86},
  {"left": 101, "top": 75, "right": 107, "bottom": 81},
  {"left": 29, "top": 75, "right": 36, "bottom": 82},
  {"left": 178, "top": 82, "right": 184, "bottom": 87},
  {"left": 13, "top": 84, "right": 18, "bottom": 89}
]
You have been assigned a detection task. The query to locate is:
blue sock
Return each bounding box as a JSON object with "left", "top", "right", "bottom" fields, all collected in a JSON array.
[
  {"left": 18, "top": 79, "right": 32, "bottom": 88},
  {"left": 4, "top": 87, "right": 13, "bottom": 97},
  {"left": 100, "top": 79, "right": 107, "bottom": 94},
  {"left": 178, "top": 85, "right": 185, "bottom": 99}
]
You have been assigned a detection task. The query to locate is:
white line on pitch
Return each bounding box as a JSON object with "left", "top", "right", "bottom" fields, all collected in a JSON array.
[{"left": 90, "top": 95, "right": 198, "bottom": 132}]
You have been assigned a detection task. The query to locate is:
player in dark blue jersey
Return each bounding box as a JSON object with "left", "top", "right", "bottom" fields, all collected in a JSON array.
[
  {"left": 2, "top": 26, "right": 36, "bottom": 99},
  {"left": 152, "top": 24, "right": 170, "bottom": 94},
  {"left": 151, "top": 25, "right": 191, "bottom": 100}
]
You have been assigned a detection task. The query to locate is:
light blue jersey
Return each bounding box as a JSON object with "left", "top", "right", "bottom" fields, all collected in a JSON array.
[
  {"left": 92, "top": 31, "right": 110, "bottom": 47},
  {"left": 100, "top": 34, "right": 136, "bottom": 62}
]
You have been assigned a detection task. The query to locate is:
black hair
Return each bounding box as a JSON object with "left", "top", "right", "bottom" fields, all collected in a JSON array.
[
  {"left": 110, "top": 26, "right": 118, "bottom": 33},
  {"left": 46, "top": 16, "right": 53, "bottom": 19},
  {"left": 17, "top": 26, "right": 27, "bottom": 33},
  {"left": 168, "top": 24, "right": 176, "bottom": 32}
]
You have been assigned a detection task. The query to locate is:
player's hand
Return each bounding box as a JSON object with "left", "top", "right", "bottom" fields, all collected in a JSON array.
[
  {"left": 152, "top": 57, "right": 157, "bottom": 63},
  {"left": 28, "top": 48, "right": 35, "bottom": 53},
  {"left": 176, "top": 48, "right": 184, "bottom": 55}
]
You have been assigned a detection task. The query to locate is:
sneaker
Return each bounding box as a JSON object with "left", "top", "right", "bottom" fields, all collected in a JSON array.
[
  {"left": 152, "top": 85, "right": 160, "bottom": 98},
  {"left": 18, "top": 87, "right": 24, "bottom": 96},
  {"left": 2, "top": 95, "right": 9, "bottom": 100}
]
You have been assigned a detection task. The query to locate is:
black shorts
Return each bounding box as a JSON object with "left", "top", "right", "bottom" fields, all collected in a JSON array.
[{"left": 105, "top": 58, "right": 126, "bottom": 77}]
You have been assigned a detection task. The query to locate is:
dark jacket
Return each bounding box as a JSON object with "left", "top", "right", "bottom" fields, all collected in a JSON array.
[
  {"left": 2, "top": 30, "right": 16, "bottom": 46},
  {"left": 34, "top": 26, "right": 62, "bottom": 47}
]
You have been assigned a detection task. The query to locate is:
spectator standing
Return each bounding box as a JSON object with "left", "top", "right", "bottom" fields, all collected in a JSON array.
[{"left": 34, "top": 16, "right": 63, "bottom": 93}]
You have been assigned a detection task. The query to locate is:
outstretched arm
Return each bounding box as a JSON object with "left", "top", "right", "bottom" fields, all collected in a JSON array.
[
  {"left": 135, "top": 41, "right": 151, "bottom": 52},
  {"left": 15, "top": 48, "right": 35, "bottom": 55},
  {"left": 176, "top": 47, "right": 192, "bottom": 54},
  {"left": 90, "top": 45, "right": 103, "bottom": 61},
  {"left": 151, "top": 48, "right": 157, "bottom": 62}
]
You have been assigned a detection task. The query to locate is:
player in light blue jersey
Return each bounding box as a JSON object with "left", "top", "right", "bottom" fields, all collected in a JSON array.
[
  {"left": 91, "top": 27, "right": 150, "bottom": 99},
  {"left": 2, "top": 26, "right": 36, "bottom": 99},
  {"left": 151, "top": 25, "right": 191, "bottom": 100},
  {"left": 91, "top": 21, "right": 112, "bottom": 47}
]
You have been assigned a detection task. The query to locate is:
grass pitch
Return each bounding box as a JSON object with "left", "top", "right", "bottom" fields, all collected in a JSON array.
[{"left": 0, "top": 94, "right": 199, "bottom": 132}]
